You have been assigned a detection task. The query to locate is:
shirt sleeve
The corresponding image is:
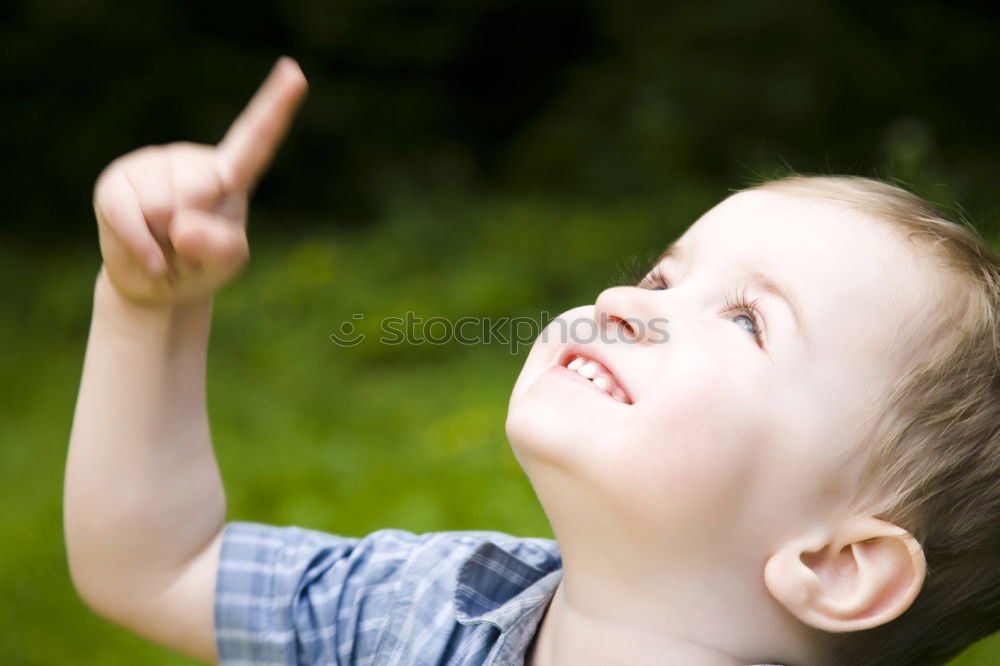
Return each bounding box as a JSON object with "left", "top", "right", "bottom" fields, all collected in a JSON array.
[{"left": 213, "top": 521, "right": 425, "bottom": 666}]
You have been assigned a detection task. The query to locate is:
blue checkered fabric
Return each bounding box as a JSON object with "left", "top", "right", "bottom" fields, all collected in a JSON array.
[{"left": 214, "top": 521, "right": 562, "bottom": 665}]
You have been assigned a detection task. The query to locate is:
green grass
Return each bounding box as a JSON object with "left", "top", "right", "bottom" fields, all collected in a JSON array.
[{"left": 1, "top": 194, "right": 997, "bottom": 664}]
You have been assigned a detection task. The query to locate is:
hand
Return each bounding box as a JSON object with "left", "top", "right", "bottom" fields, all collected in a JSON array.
[{"left": 92, "top": 56, "right": 308, "bottom": 305}]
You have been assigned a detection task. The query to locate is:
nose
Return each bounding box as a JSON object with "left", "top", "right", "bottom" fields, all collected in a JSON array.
[{"left": 593, "top": 285, "right": 670, "bottom": 345}]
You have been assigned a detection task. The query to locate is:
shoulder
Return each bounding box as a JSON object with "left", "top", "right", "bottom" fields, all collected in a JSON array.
[
  {"left": 411, "top": 529, "right": 561, "bottom": 576},
  {"left": 215, "top": 522, "right": 560, "bottom": 665},
  {"left": 218, "top": 522, "right": 558, "bottom": 578}
]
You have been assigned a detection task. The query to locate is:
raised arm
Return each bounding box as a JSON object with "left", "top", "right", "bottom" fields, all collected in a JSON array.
[{"left": 63, "top": 57, "right": 308, "bottom": 663}]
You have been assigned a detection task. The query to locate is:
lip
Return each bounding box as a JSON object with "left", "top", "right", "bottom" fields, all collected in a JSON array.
[{"left": 553, "top": 344, "right": 634, "bottom": 405}]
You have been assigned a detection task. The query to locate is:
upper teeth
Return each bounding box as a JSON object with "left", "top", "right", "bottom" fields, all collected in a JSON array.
[{"left": 566, "top": 355, "right": 629, "bottom": 403}]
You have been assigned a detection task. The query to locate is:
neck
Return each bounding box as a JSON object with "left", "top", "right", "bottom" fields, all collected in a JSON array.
[
  {"left": 527, "top": 583, "right": 745, "bottom": 666},
  {"left": 519, "top": 476, "right": 808, "bottom": 664}
]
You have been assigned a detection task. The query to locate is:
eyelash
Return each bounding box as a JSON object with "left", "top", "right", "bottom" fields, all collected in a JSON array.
[{"left": 637, "top": 266, "right": 766, "bottom": 348}]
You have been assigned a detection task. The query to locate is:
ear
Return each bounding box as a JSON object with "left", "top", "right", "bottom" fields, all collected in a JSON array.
[{"left": 764, "top": 517, "right": 926, "bottom": 633}]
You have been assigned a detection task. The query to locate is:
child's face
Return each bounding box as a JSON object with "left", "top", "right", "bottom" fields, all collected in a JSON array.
[{"left": 506, "top": 189, "right": 943, "bottom": 566}]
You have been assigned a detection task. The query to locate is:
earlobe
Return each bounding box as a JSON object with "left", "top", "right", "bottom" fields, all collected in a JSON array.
[{"left": 764, "top": 517, "right": 926, "bottom": 633}]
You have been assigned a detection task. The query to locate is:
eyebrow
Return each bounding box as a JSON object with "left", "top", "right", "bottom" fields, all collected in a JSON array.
[
  {"left": 654, "top": 241, "right": 803, "bottom": 336},
  {"left": 744, "top": 269, "right": 803, "bottom": 335}
]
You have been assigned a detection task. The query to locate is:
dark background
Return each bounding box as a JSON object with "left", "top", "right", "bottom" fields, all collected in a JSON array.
[
  {"left": 2, "top": 1, "right": 999, "bottom": 664},
  {"left": 4, "top": 0, "right": 999, "bottom": 238}
]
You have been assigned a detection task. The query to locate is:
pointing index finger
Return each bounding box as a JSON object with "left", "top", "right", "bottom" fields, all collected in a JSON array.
[{"left": 217, "top": 56, "right": 308, "bottom": 193}]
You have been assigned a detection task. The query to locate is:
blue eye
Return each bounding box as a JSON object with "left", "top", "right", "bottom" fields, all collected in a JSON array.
[
  {"left": 721, "top": 287, "right": 766, "bottom": 349},
  {"left": 637, "top": 271, "right": 767, "bottom": 349},
  {"left": 732, "top": 314, "right": 758, "bottom": 338}
]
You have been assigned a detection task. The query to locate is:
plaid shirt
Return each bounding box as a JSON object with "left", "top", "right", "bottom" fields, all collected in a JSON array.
[
  {"left": 214, "top": 522, "right": 562, "bottom": 665},
  {"left": 214, "top": 522, "right": 785, "bottom": 665}
]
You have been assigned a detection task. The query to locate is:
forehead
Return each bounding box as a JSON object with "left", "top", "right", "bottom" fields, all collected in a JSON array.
[
  {"left": 672, "top": 190, "right": 911, "bottom": 269},
  {"left": 670, "top": 190, "right": 945, "bottom": 368}
]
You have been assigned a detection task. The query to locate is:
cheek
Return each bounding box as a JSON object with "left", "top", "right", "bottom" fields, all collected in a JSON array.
[{"left": 599, "top": 351, "right": 772, "bottom": 523}]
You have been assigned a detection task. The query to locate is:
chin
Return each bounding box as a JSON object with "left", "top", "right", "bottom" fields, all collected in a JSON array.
[
  {"left": 505, "top": 392, "right": 604, "bottom": 480},
  {"left": 506, "top": 399, "right": 567, "bottom": 468},
  {"left": 505, "top": 396, "right": 558, "bottom": 465}
]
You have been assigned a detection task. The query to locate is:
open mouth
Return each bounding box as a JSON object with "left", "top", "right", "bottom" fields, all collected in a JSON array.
[{"left": 559, "top": 352, "right": 632, "bottom": 404}]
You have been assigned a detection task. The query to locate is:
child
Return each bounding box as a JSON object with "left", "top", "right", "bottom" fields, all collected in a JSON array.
[{"left": 64, "top": 57, "right": 1000, "bottom": 665}]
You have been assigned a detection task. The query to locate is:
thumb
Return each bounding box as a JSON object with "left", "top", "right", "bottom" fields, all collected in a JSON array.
[{"left": 168, "top": 210, "right": 249, "bottom": 285}]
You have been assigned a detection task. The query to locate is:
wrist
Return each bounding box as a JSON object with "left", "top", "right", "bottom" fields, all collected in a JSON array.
[
  {"left": 95, "top": 265, "right": 213, "bottom": 313},
  {"left": 93, "top": 266, "right": 214, "bottom": 341}
]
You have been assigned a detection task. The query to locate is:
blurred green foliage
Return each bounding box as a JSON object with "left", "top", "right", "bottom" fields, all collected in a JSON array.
[
  {"left": 2, "top": 194, "right": 998, "bottom": 663},
  {"left": 3, "top": 0, "right": 999, "bottom": 663}
]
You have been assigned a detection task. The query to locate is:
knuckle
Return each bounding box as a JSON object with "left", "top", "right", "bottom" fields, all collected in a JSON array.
[
  {"left": 145, "top": 202, "right": 173, "bottom": 225},
  {"left": 93, "top": 172, "right": 110, "bottom": 207},
  {"left": 94, "top": 173, "right": 124, "bottom": 219},
  {"left": 167, "top": 140, "right": 199, "bottom": 153},
  {"left": 132, "top": 145, "right": 162, "bottom": 160},
  {"left": 123, "top": 167, "right": 172, "bottom": 220},
  {"left": 224, "top": 231, "right": 250, "bottom": 266},
  {"left": 167, "top": 147, "right": 221, "bottom": 201},
  {"left": 183, "top": 185, "right": 218, "bottom": 208},
  {"left": 231, "top": 242, "right": 250, "bottom": 266},
  {"left": 114, "top": 145, "right": 159, "bottom": 172},
  {"left": 94, "top": 160, "right": 121, "bottom": 195},
  {"left": 134, "top": 145, "right": 169, "bottom": 169},
  {"left": 168, "top": 141, "right": 214, "bottom": 162}
]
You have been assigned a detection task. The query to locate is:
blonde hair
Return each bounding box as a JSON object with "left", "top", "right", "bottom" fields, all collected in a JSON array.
[{"left": 751, "top": 175, "right": 1000, "bottom": 665}]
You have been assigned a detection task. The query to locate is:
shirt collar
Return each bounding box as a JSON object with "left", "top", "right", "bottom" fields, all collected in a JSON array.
[
  {"left": 453, "top": 539, "right": 785, "bottom": 666},
  {"left": 453, "top": 539, "right": 562, "bottom": 631}
]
